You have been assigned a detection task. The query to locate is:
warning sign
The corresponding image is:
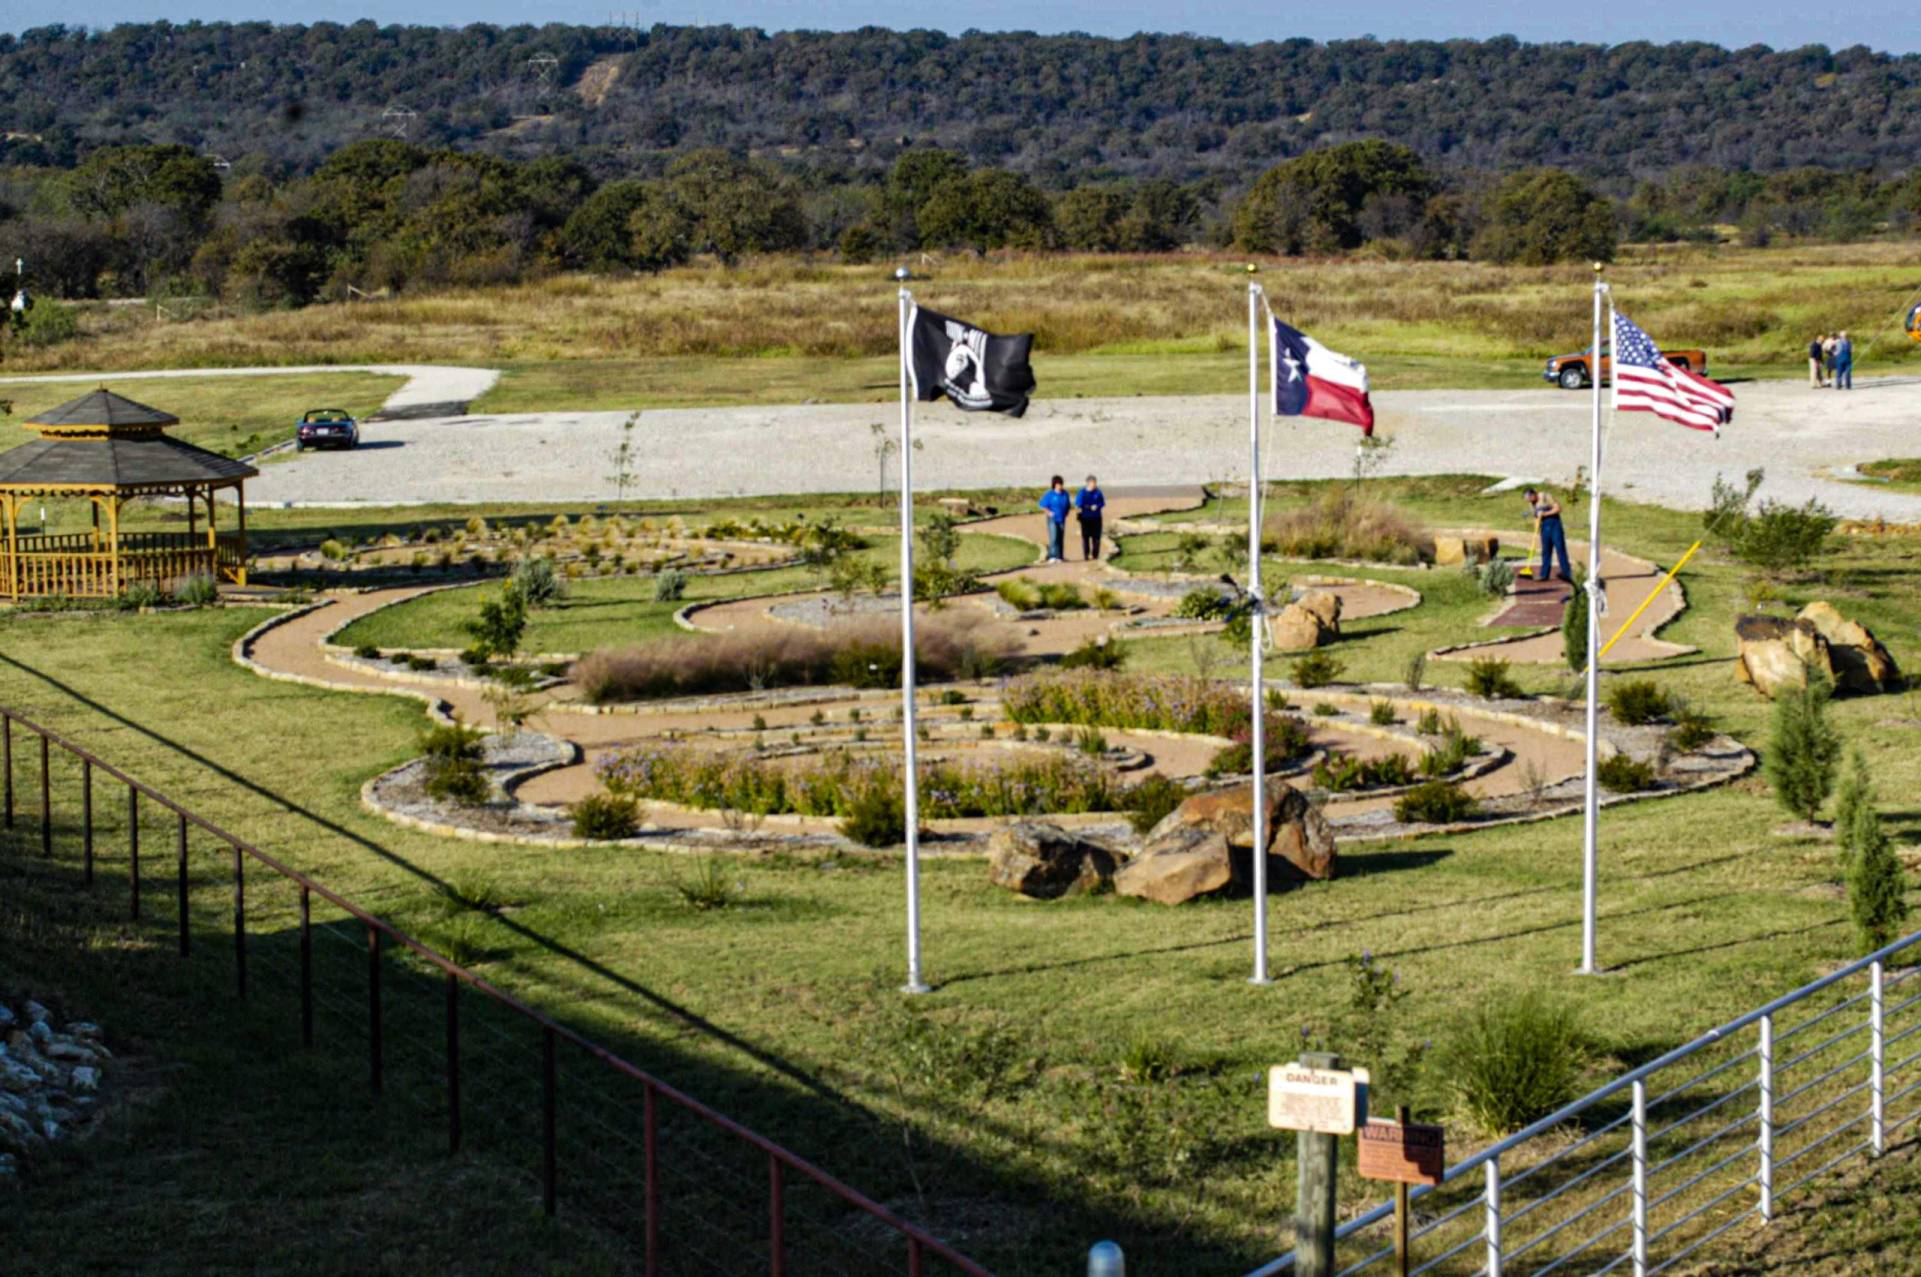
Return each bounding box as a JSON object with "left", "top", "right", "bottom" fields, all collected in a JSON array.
[
  {"left": 1266, "top": 1064, "right": 1369, "bottom": 1135},
  {"left": 1356, "top": 1117, "right": 1445, "bottom": 1186}
]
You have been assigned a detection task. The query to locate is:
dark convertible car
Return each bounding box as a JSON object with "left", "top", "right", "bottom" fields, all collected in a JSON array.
[{"left": 295, "top": 408, "right": 360, "bottom": 450}]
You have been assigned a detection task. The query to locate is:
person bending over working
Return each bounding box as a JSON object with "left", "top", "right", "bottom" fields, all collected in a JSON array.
[
  {"left": 1525, "top": 487, "right": 1573, "bottom": 582},
  {"left": 1038, "top": 475, "right": 1072, "bottom": 563},
  {"left": 1075, "top": 475, "right": 1106, "bottom": 561}
]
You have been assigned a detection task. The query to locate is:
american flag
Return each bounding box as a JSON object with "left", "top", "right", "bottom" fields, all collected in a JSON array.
[{"left": 1611, "top": 309, "right": 1733, "bottom": 435}]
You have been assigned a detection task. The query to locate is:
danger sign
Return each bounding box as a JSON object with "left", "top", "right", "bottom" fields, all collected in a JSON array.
[
  {"left": 1356, "top": 1117, "right": 1445, "bottom": 1186},
  {"left": 1266, "top": 1064, "right": 1370, "bottom": 1135}
]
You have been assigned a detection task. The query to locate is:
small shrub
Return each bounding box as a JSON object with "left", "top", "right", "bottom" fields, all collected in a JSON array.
[
  {"left": 652, "top": 569, "right": 688, "bottom": 603},
  {"left": 418, "top": 717, "right": 484, "bottom": 762},
  {"left": 1444, "top": 992, "right": 1587, "bottom": 1135},
  {"left": 318, "top": 538, "right": 349, "bottom": 561},
  {"left": 1606, "top": 680, "right": 1670, "bottom": 725},
  {"left": 1291, "top": 649, "right": 1344, "bottom": 689},
  {"left": 405, "top": 654, "right": 437, "bottom": 672},
  {"left": 1465, "top": 657, "right": 1522, "bottom": 700},
  {"left": 354, "top": 643, "right": 382, "bottom": 660},
  {"left": 1264, "top": 489, "right": 1430, "bottom": 564},
  {"left": 958, "top": 706, "right": 974, "bottom": 721},
  {"left": 1061, "top": 636, "right": 1127, "bottom": 670},
  {"left": 424, "top": 758, "right": 491, "bottom": 805},
  {"left": 465, "top": 585, "right": 528, "bottom": 659},
  {"left": 1668, "top": 706, "right": 1715, "bottom": 751},
  {"left": 1173, "top": 588, "right": 1231, "bottom": 621},
  {"left": 1075, "top": 727, "right": 1109, "bottom": 756},
  {"left": 1036, "top": 582, "right": 1086, "bottom": 611},
  {"left": 1416, "top": 707, "right": 1443, "bottom": 735},
  {"left": 175, "top": 574, "right": 219, "bottom": 607},
  {"left": 1403, "top": 651, "right": 1427, "bottom": 691},
  {"left": 675, "top": 858, "right": 746, "bottom": 911},
  {"left": 1313, "top": 701, "right": 1340, "bottom": 717},
  {"left": 121, "top": 581, "right": 166, "bottom": 610},
  {"left": 1476, "top": 557, "right": 1517, "bottom": 598},
  {"left": 1845, "top": 789, "right": 1909, "bottom": 954},
  {"left": 1124, "top": 774, "right": 1187, "bottom": 835},
  {"left": 1394, "top": 780, "right": 1480, "bottom": 824},
  {"left": 1596, "top": 753, "right": 1657, "bottom": 793},
  {"left": 1266, "top": 689, "right": 1292, "bottom": 712},
  {"left": 1092, "top": 587, "right": 1122, "bottom": 611},
  {"left": 1369, "top": 700, "right": 1397, "bottom": 725},
  {"left": 16, "top": 297, "right": 79, "bottom": 347},
  {"left": 995, "top": 578, "right": 1042, "bottom": 611},
  {"left": 1767, "top": 676, "right": 1841, "bottom": 823},
  {"left": 939, "top": 690, "right": 969, "bottom": 706},
  {"left": 840, "top": 779, "right": 909, "bottom": 847},
  {"left": 572, "top": 793, "right": 641, "bottom": 840},
  {"left": 512, "top": 557, "right": 568, "bottom": 608},
  {"left": 460, "top": 647, "right": 491, "bottom": 669},
  {"left": 1563, "top": 582, "right": 1589, "bottom": 673}
]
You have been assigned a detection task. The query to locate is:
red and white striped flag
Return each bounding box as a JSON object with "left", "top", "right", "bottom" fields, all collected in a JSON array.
[{"left": 1610, "top": 309, "right": 1733, "bottom": 436}]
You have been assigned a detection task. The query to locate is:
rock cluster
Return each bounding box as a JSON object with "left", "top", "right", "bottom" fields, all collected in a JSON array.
[
  {"left": 1735, "top": 603, "right": 1900, "bottom": 699},
  {"left": 1115, "top": 782, "right": 1336, "bottom": 905},
  {"left": 0, "top": 996, "right": 108, "bottom": 1183},
  {"left": 1432, "top": 534, "right": 1500, "bottom": 567},
  {"left": 1270, "top": 589, "right": 1343, "bottom": 652}
]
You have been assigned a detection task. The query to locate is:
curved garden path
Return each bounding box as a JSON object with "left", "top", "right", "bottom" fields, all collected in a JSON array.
[{"left": 1434, "top": 536, "right": 1692, "bottom": 666}]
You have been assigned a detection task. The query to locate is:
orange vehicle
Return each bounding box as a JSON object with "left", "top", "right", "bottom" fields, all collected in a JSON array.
[{"left": 1542, "top": 346, "right": 1709, "bottom": 390}]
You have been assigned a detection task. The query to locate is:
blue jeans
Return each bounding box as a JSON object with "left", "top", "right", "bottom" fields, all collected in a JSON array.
[
  {"left": 1046, "top": 518, "right": 1065, "bottom": 560},
  {"left": 1836, "top": 362, "right": 1852, "bottom": 390},
  {"left": 1538, "top": 517, "right": 1572, "bottom": 581}
]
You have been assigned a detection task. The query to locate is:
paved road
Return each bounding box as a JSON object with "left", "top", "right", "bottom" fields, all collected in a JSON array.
[
  {"left": 239, "top": 374, "right": 1921, "bottom": 517},
  {"left": 0, "top": 363, "right": 499, "bottom": 415}
]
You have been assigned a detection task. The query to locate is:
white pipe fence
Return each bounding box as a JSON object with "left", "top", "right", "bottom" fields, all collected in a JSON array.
[{"left": 1246, "top": 930, "right": 1921, "bottom": 1277}]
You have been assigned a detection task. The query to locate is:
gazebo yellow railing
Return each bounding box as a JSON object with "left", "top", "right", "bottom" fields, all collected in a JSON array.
[{"left": 0, "top": 530, "right": 247, "bottom": 598}]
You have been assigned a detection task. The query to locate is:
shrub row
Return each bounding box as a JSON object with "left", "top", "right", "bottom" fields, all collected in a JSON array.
[{"left": 1002, "top": 670, "right": 1255, "bottom": 738}]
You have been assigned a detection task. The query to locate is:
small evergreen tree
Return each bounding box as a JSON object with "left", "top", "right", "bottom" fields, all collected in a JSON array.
[
  {"left": 1832, "top": 748, "right": 1872, "bottom": 869},
  {"left": 465, "top": 584, "right": 528, "bottom": 659},
  {"left": 1766, "top": 675, "right": 1841, "bottom": 823},
  {"left": 1562, "top": 583, "right": 1588, "bottom": 673},
  {"left": 1845, "top": 797, "right": 1909, "bottom": 953}
]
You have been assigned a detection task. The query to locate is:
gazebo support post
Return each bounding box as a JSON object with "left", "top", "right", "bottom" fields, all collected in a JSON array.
[
  {"left": 107, "top": 496, "right": 121, "bottom": 597},
  {"left": 3, "top": 494, "right": 16, "bottom": 600},
  {"left": 187, "top": 487, "right": 196, "bottom": 545},
  {"left": 233, "top": 483, "right": 247, "bottom": 587}
]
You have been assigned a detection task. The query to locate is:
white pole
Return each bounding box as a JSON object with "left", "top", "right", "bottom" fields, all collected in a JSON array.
[
  {"left": 1579, "top": 268, "right": 1606, "bottom": 976},
  {"left": 1248, "top": 275, "right": 1270, "bottom": 987},
  {"left": 897, "top": 276, "right": 929, "bottom": 995}
]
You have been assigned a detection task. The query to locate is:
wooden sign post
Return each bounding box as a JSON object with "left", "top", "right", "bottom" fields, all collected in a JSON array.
[
  {"left": 1356, "top": 1106, "right": 1445, "bottom": 1277},
  {"left": 1267, "top": 1054, "right": 1370, "bottom": 1277}
]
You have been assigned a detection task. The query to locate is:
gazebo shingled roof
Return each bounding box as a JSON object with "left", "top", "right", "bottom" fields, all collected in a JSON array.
[
  {"left": 26, "top": 389, "right": 180, "bottom": 430},
  {"left": 0, "top": 435, "right": 257, "bottom": 490}
]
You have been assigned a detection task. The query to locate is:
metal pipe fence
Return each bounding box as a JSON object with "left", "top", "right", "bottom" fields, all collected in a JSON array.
[
  {"left": 0, "top": 705, "right": 989, "bottom": 1276},
  {"left": 1246, "top": 930, "right": 1921, "bottom": 1277}
]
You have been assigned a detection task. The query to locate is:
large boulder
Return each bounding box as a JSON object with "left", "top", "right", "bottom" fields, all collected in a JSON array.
[
  {"left": 1797, "top": 602, "right": 1900, "bottom": 694},
  {"left": 987, "top": 822, "right": 1120, "bottom": 899},
  {"left": 1269, "top": 602, "right": 1333, "bottom": 653},
  {"left": 1296, "top": 589, "right": 1344, "bottom": 631},
  {"left": 1432, "top": 535, "right": 1499, "bottom": 568},
  {"left": 1115, "top": 782, "right": 1336, "bottom": 904},
  {"left": 1734, "top": 614, "right": 1833, "bottom": 699}
]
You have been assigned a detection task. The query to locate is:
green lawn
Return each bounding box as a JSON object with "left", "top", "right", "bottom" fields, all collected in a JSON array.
[
  {"left": 0, "top": 372, "right": 403, "bottom": 459},
  {"left": 2, "top": 477, "right": 1917, "bottom": 1273},
  {"left": 336, "top": 529, "right": 1040, "bottom": 654}
]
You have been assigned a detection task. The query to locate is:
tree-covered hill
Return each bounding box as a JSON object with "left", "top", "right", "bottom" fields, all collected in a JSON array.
[{"left": 2, "top": 23, "right": 1917, "bottom": 181}]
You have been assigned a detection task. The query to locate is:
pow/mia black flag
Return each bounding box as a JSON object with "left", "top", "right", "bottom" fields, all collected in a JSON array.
[{"left": 907, "top": 305, "right": 1036, "bottom": 418}]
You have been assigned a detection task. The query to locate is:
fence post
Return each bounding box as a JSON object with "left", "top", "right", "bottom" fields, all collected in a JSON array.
[
  {"left": 1631, "top": 1080, "right": 1648, "bottom": 1276},
  {"left": 908, "top": 1237, "right": 923, "bottom": 1277},
  {"left": 368, "top": 925, "right": 383, "bottom": 1095},
  {"left": 81, "top": 759, "right": 92, "bottom": 886},
  {"left": 38, "top": 733, "right": 49, "bottom": 856},
  {"left": 127, "top": 786, "right": 140, "bottom": 921},
  {"left": 1485, "top": 1156, "right": 1503, "bottom": 1277},
  {"left": 445, "top": 972, "right": 461, "bottom": 1154},
  {"left": 644, "top": 1081, "right": 660, "bottom": 1277},
  {"left": 232, "top": 842, "right": 246, "bottom": 999},
  {"left": 1871, "top": 961, "right": 1886, "bottom": 1157},
  {"left": 769, "top": 1154, "right": 786, "bottom": 1277},
  {"left": 1758, "top": 1013, "right": 1774, "bottom": 1223},
  {"left": 299, "top": 886, "right": 313, "bottom": 1048},
  {"left": 542, "top": 1026, "right": 558, "bottom": 1217},
  {"left": 176, "top": 813, "right": 190, "bottom": 957}
]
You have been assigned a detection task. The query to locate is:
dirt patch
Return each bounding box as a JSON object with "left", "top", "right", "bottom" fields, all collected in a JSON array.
[{"left": 575, "top": 55, "right": 623, "bottom": 107}]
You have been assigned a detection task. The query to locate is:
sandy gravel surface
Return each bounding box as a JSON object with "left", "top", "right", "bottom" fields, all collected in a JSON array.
[{"left": 244, "top": 376, "right": 1921, "bottom": 517}]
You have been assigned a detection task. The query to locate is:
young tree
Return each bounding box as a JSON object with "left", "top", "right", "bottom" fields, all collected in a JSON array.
[
  {"left": 1833, "top": 748, "right": 1872, "bottom": 869},
  {"left": 1471, "top": 168, "right": 1619, "bottom": 265},
  {"left": 1845, "top": 794, "right": 1909, "bottom": 953},
  {"left": 465, "top": 584, "right": 528, "bottom": 660},
  {"left": 1766, "top": 675, "right": 1841, "bottom": 823},
  {"left": 1562, "top": 582, "right": 1588, "bottom": 674}
]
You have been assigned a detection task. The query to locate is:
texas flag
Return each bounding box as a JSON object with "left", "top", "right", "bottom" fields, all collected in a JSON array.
[{"left": 1271, "top": 318, "right": 1375, "bottom": 436}]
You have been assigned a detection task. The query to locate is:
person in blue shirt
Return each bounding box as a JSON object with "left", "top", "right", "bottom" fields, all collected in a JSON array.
[
  {"left": 1075, "top": 474, "right": 1106, "bottom": 561},
  {"left": 1525, "top": 487, "right": 1572, "bottom": 582},
  {"left": 1037, "top": 475, "right": 1071, "bottom": 562},
  {"left": 1834, "top": 331, "right": 1853, "bottom": 390}
]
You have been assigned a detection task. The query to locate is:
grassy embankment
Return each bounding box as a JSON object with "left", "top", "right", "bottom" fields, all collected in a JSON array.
[
  {"left": 0, "top": 371, "right": 402, "bottom": 458},
  {"left": 2, "top": 476, "right": 1918, "bottom": 1272},
  {"left": 11, "top": 243, "right": 1921, "bottom": 410}
]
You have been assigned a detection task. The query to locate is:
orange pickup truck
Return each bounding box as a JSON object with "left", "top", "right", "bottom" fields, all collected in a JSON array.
[{"left": 1542, "top": 346, "right": 1709, "bottom": 390}]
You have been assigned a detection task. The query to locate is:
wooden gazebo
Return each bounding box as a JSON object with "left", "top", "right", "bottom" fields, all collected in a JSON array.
[{"left": 0, "top": 389, "right": 257, "bottom": 599}]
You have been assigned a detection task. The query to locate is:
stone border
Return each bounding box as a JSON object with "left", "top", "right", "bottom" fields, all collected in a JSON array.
[{"left": 230, "top": 600, "right": 460, "bottom": 728}]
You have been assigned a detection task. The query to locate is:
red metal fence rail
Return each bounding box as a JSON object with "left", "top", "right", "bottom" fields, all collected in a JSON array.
[{"left": 0, "top": 705, "right": 990, "bottom": 1276}]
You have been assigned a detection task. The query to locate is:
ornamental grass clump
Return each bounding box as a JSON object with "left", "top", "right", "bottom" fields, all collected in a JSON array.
[
  {"left": 1444, "top": 991, "right": 1588, "bottom": 1136},
  {"left": 1393, "top": 779, "right": 1480, "bottom": 824},
  {"left": 1605, "top": 679, "right": 1670, "bottom": 725},
  {"left": 573, "top": 613, "right": 1015, "bottom": 703},
  {"left": 1002, "top": 670, "right": 1253, "bottom": 737},
  {"left": 1264, "top": 490, "right": 1432, "bottom": 565},
  {"left": 571, "top": 793, "right": 641, "bottom": 840},
  {"left": 1203, "top": 712, "right": 1313, "bottom": 777}
]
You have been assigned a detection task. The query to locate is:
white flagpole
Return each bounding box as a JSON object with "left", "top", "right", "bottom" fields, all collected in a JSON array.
[
  {"left": 897, "top": 271, "right": 929, "bottom": 995},
  {"left": 1579, "top": 265, "right": 1607, "bottom": 976},
  {"left": 1248, "top": 272, "right": 1270, "bottom": 987}
]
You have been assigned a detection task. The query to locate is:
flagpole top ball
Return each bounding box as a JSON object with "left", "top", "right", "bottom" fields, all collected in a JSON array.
[
  {"left": 1592, "top": 261, "right": 1605, "bottom": 274},
  {"left": 1245, "top": 263, "right": 1259, "bottom": 274},
  {"left": 894, "top": 266, "right": 911, "bottom": 281}
]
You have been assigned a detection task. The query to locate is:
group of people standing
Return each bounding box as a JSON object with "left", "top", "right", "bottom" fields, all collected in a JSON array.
[
  {"left": 1037, "top": 474, "right": 1105, "bottom": 562},
  {"left": 1809, "top": 332, "right": 1854, "bottom": 389}
]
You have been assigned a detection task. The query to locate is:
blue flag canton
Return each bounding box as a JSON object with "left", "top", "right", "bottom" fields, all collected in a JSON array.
[
  {"left": 1613, "top": 313, "right": 1665, "bottom": 368},
  {"left": 1271, "top": 319, "right": 1312, "bottom": 416}
]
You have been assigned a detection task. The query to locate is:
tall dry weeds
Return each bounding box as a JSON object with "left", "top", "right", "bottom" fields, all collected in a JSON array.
[{"left": 1264, "top": 490, "right": 1432, "bottom": 565}]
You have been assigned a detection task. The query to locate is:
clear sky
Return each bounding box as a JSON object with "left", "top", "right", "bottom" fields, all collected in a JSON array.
[{"left": 9, "top": 1, "right": 1921, "bottom": 56}]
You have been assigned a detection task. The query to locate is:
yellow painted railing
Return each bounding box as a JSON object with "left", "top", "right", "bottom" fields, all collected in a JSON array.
[{"left": 1, "top": 533, "right": 247, "bottom": 598}]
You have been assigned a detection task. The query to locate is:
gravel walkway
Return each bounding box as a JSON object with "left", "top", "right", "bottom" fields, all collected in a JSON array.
[{"left": 242, "top": 377, "right": 1921, "bottom": 517}]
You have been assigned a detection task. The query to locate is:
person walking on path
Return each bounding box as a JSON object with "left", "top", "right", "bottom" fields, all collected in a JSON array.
[
  {"left": 1038, "top": 475, "right": 1072, "bottom": 563},
  {"left": 1074, "top": 474, "right": 1106, "bottom": 561},
  {"left": 1809, "top": 334, "right": 1828, "bottom": 387},
  {"left": 1525, "top": 487, "right": 1573, "bottom": 583},
  {"left": 1823, "top": 334, "right": 1839, "bottom": 387},
  {"left": 1835, "top": 331, "right": 1854, "bottom": 390}
]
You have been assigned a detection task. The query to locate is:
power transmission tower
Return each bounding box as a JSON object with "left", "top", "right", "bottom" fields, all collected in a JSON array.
[
  {"left": 512, "top": 54, "right": 561, "bottom": 120},
  {"left": 608, "top": 10, "right": 644, "bottom": 46}
]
